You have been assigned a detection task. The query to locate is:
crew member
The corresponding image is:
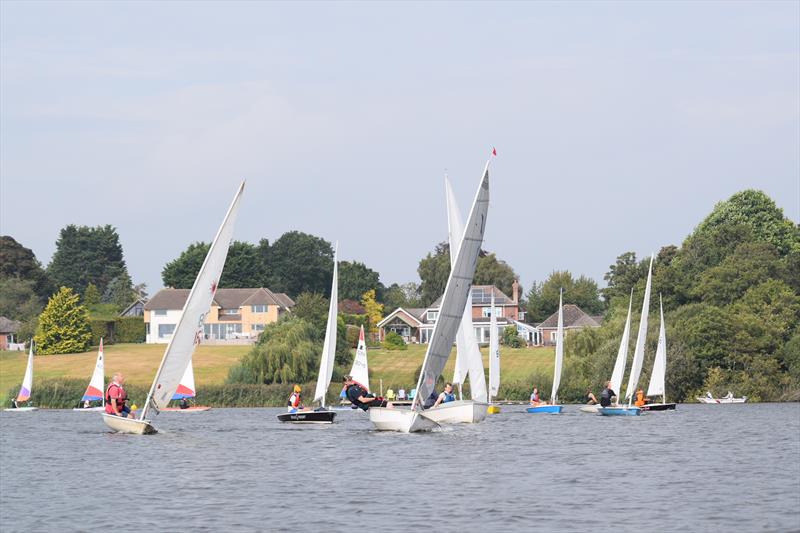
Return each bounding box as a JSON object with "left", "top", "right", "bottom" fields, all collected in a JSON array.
[
  {"left": 432, "top": 383, "right": 456, "bottom": 408},
  {"left": 600, "top": 381, "right": 615, "bottom": 407},
  {"left": 105, "top": 373, "right": 134, "bottom": 418},
  {"left": 585, "top": 388, "right": 598, "bottom": 405},
  {"left": 287, "top": 385, "right": 304, "bottom": 412},
  {"left": 343, "top": 375, "right": 388, "bottom": 411}
]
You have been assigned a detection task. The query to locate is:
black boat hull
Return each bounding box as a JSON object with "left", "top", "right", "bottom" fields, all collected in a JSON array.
[
  {"left": 277, "top": 410, "right": 336, "bottom": 424},
  {"left": 641, "top": 403, "right": 676, "bottom": 411}
]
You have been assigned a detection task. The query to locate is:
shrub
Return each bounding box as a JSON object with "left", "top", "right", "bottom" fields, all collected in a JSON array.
[
  {"left": 502, "top": 325, "right": 524, "bottom": 348},
  {"left": 383, "top": 331, "right": 407, "bottom": 350},
  {"left": 114, "top": 317, "right": 145, "bottom": 343},
  {"left": 34, "top": 287, "right": 92, "bottom": 354}
]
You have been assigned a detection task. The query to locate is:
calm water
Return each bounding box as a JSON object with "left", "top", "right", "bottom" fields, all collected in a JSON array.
[{"left": 1, "top": 404, "right": 799, "bottom": 532}]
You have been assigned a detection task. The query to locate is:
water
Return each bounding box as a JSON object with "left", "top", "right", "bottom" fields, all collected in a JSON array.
[{"left": 1, "top": 404, "right": 798, "bottom": 532}]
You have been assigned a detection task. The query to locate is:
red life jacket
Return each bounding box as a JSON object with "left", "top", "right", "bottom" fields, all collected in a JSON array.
[
  {"left": 105, "top": 383, "right": 128, "bottom": 414},
  {"left": 288, "top": 393, "right": 301, "bottom": 408}
]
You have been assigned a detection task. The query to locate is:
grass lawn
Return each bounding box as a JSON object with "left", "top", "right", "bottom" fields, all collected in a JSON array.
[{"left": 0, "top": 342, "right": 554, "bottom": 396}]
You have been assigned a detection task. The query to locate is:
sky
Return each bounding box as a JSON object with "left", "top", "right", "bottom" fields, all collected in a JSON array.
[{"left": 1, "top": 1, "right": 798, "bottom": 298}]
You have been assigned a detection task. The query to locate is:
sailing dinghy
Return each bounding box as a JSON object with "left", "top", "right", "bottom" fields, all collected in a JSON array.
[
  {"left": 527, "top": 289, "right": 564, "bottom": 414},
  {"left": 161, "top": 360, "right": 211, "bottom": 412},
  {"left": 349, "top": 325, "right": 370, "bottom": 391},
  {"left": 369, "top": 157, "right": 491, "bottom": 432},
  {"left": 5, "top": 342, "right": 38, "bottom": 412},
  {"left": 421, "top": 174, "right": 488, "bottom": 425},
  {"left": 277, "top": 243, "right": 339, "bottom": 424},
  {"left": 599, "top": 254, "right": 654, "bottom": 417},
  {"left": 640, "top": 295, "right": 675, "bottom": 411},
  {"left": 73, "top": 338, "right": 105, "bottom": 411},
  {"left": 487, "top": 291, "right": 501, "bottom": 414},
  {"left": 696, "top": 392, "right": 747, "bottom": 404},
  {"left": 101, "top": 181, "right": 244, "bottom": 434}
]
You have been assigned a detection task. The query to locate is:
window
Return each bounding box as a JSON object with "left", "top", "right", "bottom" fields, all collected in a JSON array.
[
  {"left": 154, "top": 309, "right": 167, "bottom": 316},
  {"left": 158, "top": 324, "right": 176, "bottom": 338},
  {"left": 427, "top": 310, "right": 439, "bottom": 322},
  {"left": 221, "top": 308, "right": 239, "bottom": 315},
  {"left": 420, "top": 329, "right": 430, "bottom": 343},
  {"left": 251, "top": 305, "right": 267, "bottom": 313},
  {"left": 252, "top": 324, "right": 265, "bottom": 331},
  {"left": 482, "top": 306, "right": 504, "bottom": 318},
  {"left": 146, "top": 323, "right": 150, "bottom": 335},
  {"left": 550, "top": 331, "right": 558, "bottom": 341}
]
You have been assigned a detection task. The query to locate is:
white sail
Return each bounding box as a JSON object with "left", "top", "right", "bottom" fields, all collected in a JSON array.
[
  {"left": 647, "top": 295, "right": 667, "bottom": 400},
  {"left": 551, "top": 289, "right": 564, "bottom": 404},
  {"left": 173, "top": 359, "right": 197, "bottom": 399},
  {"left": 16, "top": 342, "right": 34, "bottom": 402},
  {"left": 349, "top": 325, "right": 370, "bottom": 391},
  {"left": 314, "top": 243, "right": 338, "bottom": 406},
  {"left": 413, "top": 161, "right": 490, "bottom": 409},
  {"left": 81, "top": 338, "right": 105, "bottom": 402},
  {"left": 488, "top": 291, "right": 500, "bottom": 400},
  {"left": 625, "top": 254, "right": 654, "bottom": 404},
  {"left": 609, "top": 290, "right": 633, "bottom": 402},
  {"left": 142, "top": 181, "right": 244, "bottom": 416},
  {"left": 444, "top": 174, "right": 487, "bottom": 403}
]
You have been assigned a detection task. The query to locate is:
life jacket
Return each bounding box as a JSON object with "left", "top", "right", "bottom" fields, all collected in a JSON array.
[
  {"left": 532, "top": 391, "right": 540, "bottom": 402},
  {"left": 635, "top": 390, "right": 645, "bottom": 407},
  {"left": 442, "top": 392, "right": 455, "bottom": 403},
  {"left": 105, "top": 383, "right": 127, "bottom": 406},
  {"left": 288, "top": 392, "right": 301, "bottom": 408}
]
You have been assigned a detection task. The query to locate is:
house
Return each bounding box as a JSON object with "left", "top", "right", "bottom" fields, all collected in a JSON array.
[
  {"left": 120, "top": 298, "right": 147, "bottom": 317},
  {"left": 537, "top": 304, "right": 603, "bottom": 345},
  {"left": 377, "top": 282, "right": 523, "bottom": 345},
  {"left": 0, "top": 316, "right": 23, "bottom": 350},
  {"left": 144, "top": 287, "right": 294, "bottom": 344}
]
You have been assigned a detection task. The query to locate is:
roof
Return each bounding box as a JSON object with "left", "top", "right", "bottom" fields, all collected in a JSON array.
[
  {"left": 428, "top": 285, "right": 515, "bottom": 309},
  {"left": 120, "top": 298, "right": 147, "bottom": 316},
  {"left": 145, "top": 288, "right": 295, "bottom": 311},
  {"left": 538, "top": 304, "right": 602, "bottom": 329},
  {"left": 376, "top": 307, "right": 424, "bottom": 328},
  {"left": 0, "top": 316, "right": 21, "bottom": 333}
]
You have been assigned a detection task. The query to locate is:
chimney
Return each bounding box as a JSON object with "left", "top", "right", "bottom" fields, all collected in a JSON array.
[{"left": 512, "top": 278, "right": 519, "bottom": 304}]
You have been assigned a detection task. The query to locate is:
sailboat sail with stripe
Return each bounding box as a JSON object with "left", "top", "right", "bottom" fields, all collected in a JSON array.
[{"left": 73, "top": 339, "right": 105, "bottom": 411}]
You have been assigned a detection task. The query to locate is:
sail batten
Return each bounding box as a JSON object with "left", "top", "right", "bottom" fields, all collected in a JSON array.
[
  {"left": 625, "top": 254, "right": 654, "bottom": 404},
  {"left": 314, "top": 243, "right": 338, "bottom": 406},
  {"left": 647, "top": 296, "right": 667, "bottom": 400}
]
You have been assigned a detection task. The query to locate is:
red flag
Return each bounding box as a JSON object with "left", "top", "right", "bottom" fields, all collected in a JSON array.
[{"left": 492, "top": 147, "right": 497, "bottom": 156}]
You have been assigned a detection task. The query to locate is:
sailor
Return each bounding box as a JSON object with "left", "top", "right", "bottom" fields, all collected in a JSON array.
[
  {"left": 585, "top": 388, "right": 598, "bottom": 405},
  {"left": 431, "top": 382, "right": 456, "bottom": 408},
  {"left": 422, "top": 390, "right": 438, "bottom": 409},
  {"left": 342, "top": 375, "right": 388, "bottom": 411},
  {"left": 179, "top": 397, "right": 190, "bottom": 409},
  {"left": 600, "top": 381, "right": 615, "bottom": 407},
  {"left": 529, "top": 387, "right": 543, "bottom": 406},
  {"left": 287, "top": 385, "right": 305, "bottom": 412},
  {"left": 105, "top": 373, "right": 134, "bottom": 418},
  {"left": 634, "top": 388, "right": 646, "bottom": 407}
]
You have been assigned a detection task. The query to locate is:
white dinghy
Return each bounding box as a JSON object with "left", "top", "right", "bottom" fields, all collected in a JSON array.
[
  {"left": 73, "top": 338, "right": 105, "bottom": 411},
  {"left": 527, "top": 289, "right": 564, "bottom": 414},
  {"left": 697, "top": 392, "right": 747, "bottom": 404},
  {"left": 369, "top": 157, "right": 491, "bottom": 432},
  {"left": 422, "top": 174, "right": 488, "bottom": 425},
  {"left": 102, "top": 182, "right": 244, "bottom": 434},
  {"left": 277, "top": 243, "right": 339, "bottom": 424},
  {"left": 5, "top": 342, "right": 38, "bottom": 412},
  {"left": 349, "top": 325, "right": 370, "bottom": 392},
  {"left": 160, "top": 360, "right": 211, "bottom": 412}
]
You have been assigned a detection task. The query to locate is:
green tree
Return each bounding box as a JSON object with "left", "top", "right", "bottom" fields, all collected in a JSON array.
[
  {"left": 162, "top": 241, "right": 265, "bottom": 289},
  {"left": 102, "top": 272, "right": 137, "bottom": 308},
  {"left": 602, "top": 252, "right": 646, "bottom": 302},
  {"left": 34, "top": 287, "right": 92, "bottom": 354},
  {"left": 238, "top": 318, "right": 320, "bottom": 383},
  {"left": 382, "top": 282, "right": 422, "bottom": 314},
  {"left": 0, "top": 278, "right": 42, "bottom": 321},
  {"left": 266, "top": 231, "right": 334, "bottom": 297},
  {"left": 0, "top": 236, "right": 54, "bottom": 300},
  {"left": 83, "top": 283, "right": 101, "bottom": 306},
  {"left": 47, "top": 224, "right": 129, "bottom": 295},
  {"left": 692, "top": 242, "right": 784, "bottom": 306},
  {"left": 360, "top": 289, "right": 383, "bottom": 333},
  {"left": 338, "top": 261, "right": 382, "bottom": 302},
  {"left": 474, "top": 253, "right": 518, "bottom": 297},
  {"left": 525, "top": 271, "right": 603, "bottom": 323},
  {"left": 292, "top": 292, "right": 330, "bottom": 331}
]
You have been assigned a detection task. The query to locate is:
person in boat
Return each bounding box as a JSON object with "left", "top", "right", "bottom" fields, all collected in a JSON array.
[
  {"left": 706, "top": 391, "right": 714, "bottom": 399},
  {"left": 342, "top": 375, "right": 388, "bottom": 411},
  {"left": 83, "top": 400, "right": 92, "bottom": 409},
  {"left": 634, "top": 388, "right": 646, "bottom": 407},
  {"left": 600, "top": 381, "right": 615, "bottom": 407},
  {"left": 105, "top": 373, "right": 134, "bottom": 418},
  {"left": 431, "top": 382, "right": 456, "bottom": 408},
  {"left": 585, "top": 388, "right": 598, "bottom": 405},
  {"left": 529, "top": 387, "right": 543, "bottom": 406},
  {"left": 179, "top": 397, "right": 190, "bottom": 409},
  {"left": 287, "top": 385, "right": 306, "bottom": 413},
  {"left": 423, "top": 390, "right": 439, "bottom": 409}
]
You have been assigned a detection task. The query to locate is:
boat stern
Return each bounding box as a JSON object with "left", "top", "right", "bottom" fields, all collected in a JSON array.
[{"left": 101, "top": 413, "right": 157, "bottom": 434}]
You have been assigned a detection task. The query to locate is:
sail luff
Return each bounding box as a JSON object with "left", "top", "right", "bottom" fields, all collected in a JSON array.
[
  {"left": 647, "top": 295, "right": 667, "bottom": 399},
  {"left": 141, "top": 181, "right": 244, "bottom": 419},
  {"left": 412, "top": 160, "right": 490, "bottom": 410},
  {"left": 625, "top": 254, "right": 654, "bottom": 405},
  {"left": 349, "top": 325, "right": 369, "bottom": 391},
  {"left": 16, "top": 341, "right": 34, "bottom": 402},
  {"left": 314, "top": 243, "right": 338, "bottom": 406},
  {"left": 609, "top": 289, "right": 633, "bottom": 403},
  {"left": 551, "top": 288, "right": 564, "bottom": 404},
  {"left": 489, "top": 291, "right": 500, "bottom": 400}
]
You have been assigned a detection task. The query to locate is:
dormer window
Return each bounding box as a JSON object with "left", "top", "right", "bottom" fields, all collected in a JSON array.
[
  {"left": 251, "top": 305, "right": 267, "bottom": 313},
  {"left": 427, "top": 310, "right": 439, "bottom": 322},
  {"left": 222, "top": 308, "right": 239, "bottom": 315}
]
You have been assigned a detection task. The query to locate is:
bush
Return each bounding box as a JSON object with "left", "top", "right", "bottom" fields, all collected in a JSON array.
[
  {"left": 89, "top": 319, "right": 114, "bottom": 345},
  {"left": 34, "top": 287, "right": 92, "bottom": 354},
  {"left": 114, "top": 317, "right": 145, "bottom": 343},
  {"left": 383, "top": 331, "right": 407, "bottom": 350},
  {"left": 502, "top": 325, "right": 524, "bottom": 348}
]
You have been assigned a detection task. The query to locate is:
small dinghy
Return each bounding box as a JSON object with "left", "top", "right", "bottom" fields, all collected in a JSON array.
[
  {"left": 696, "top": 392, "right": 747, "bottom": 404},
  {"left": 74, "top": 338, "right": 106, "bottom": 412},
  {"left": 580, "top": 405, "right": 599, "bottom": 414},
  {"left": 598, "top": 406, "right": 641, "bottom": 416},
  {"left": 161, "top": 406, "right": 212, "bottom": 412},
  {"left": 422, "top": 399, "right": 488, "bottom": 424},
  {"left": 527, "top": 290, "right": 564, "bottom": 415},
  {"left": 161, "top": 360, "right": 211, "bottom": 412},
  {"left": 277, "top": 244, "right": 340, "bottom": 425},
  {"left": 640, "top": 296, "right": 676, "bottom": 412},
  {"left": 5, "top": 342, "right": 38, "bottom": 412},
  {"left": 527, "top": 404, "right": 563, "bottom": 414}
]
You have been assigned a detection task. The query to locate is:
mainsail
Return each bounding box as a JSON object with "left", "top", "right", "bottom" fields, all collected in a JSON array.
[
  {"left": 142, "top": 181, "right": 244, "bottom": 417},
  {"left": 16, "top": 342, "right": 34, "bottom": 402},
  {"left": 551, "top": 289, "right": 564, "bottom": 404},
  {"left": 413, "top": 161, "right": 490, "bottom": 409},
  {"left": 349, "top": 325, "right": 369, "bottom": 391},
  {"left": 646, "top": 295, "right": 667, "bottom": 402},
  {"left": 172, "top": 359, "right": 197, "bottom": 400},
  {"left": 314, "top": 243, "right": 338, "bottom": 406},
  {"left": 488, "top": 291, "right": 500, "bottom": 400},
  {"left": 625, "top": 254, "right": 654, "bottom": 404},
  {"left": 444, "top": 174, "right": 487, "bottom": 403},
  {"left": 609, "top": 289, "right": 634, "bottom": 402},
  {"left": 81, "top": 338, "right": 105, "bottom": 402}
]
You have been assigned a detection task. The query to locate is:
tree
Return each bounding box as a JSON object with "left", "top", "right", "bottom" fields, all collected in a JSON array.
[
  {"left": 525, "top": 271, "right": 603, "bottom": 323},
  {"left": 338, "top": 261, "right": 382, "bottom": 302},
  {"left": 161, "top": 241, "right": 265, "bottom": 289},
  {"left": 692, "top": 242, "right": 784, "bottom": 306},
  {"left": 360, "top": 289, "right": 383, "bottom": 333},
  {"left": 0, "top": 236, "right": 53, "bottom": 300},
  {"left": 292, "top": 292, "right": 330, "bottom": 331},
  {"left": 34, "top": 287, "right": 92, "bottom": 354},
  {"left": 602, "top": 252, "right": 646, "bottom": 302},
  {"left": 0, "top": 278, "right": 42, "bottom": 321},
  {"left": 47, "top": 224, "right": 129, "bottom": 295},
  {"left": 266, "top": 231, "right": 334, "bottom": 297},
  {"left": 237, "top": 318, "right": 320, "bottom": 383},
  {"left": 103, "top": 272, "right": 137, "bottom": 308},
  {"left": 83, "top": 283, "right": 101, "bottom": 306},
  {"left": 474, "top": 253, "right": 518, "bottom": 297},
  {"left": 382, "top": 282, "right": 422, "bottom": 314}
]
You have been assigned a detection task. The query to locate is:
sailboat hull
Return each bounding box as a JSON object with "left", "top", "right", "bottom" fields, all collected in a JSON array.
[
  {"left": 526, "top": 404, "right": 563, "bottom": 414},
  {"left": 597, "top": 406, "right": 642, "bottom": 416},
  {"left": 277, "top": 410, "right": 336, "bottom": 424},
  {"left": 696, "top": 397, "right": 747, "bottom": 404},
  {"left": 640, "top": 403, "right": 676, "bottom": 411},
  {"left": 72, "top": 406, "right": 104, "bottom": 412},
  {"left": 369, "top": 407, "right": 438, "bottom": 433},
  {"left": 422, "top": 400, "right": 487, "bottom": 424},
  {"left": 161, "top": 406, "right": 212, "bottom": 412},
  {"left": 101, "top": 413, "right": 157, "bottom": 434},
  {"left": 3, "top": 406, "right": 38, "bottom": 412},
  {"left": 580, "top": 405, "right": 600, "bottom": 413}
]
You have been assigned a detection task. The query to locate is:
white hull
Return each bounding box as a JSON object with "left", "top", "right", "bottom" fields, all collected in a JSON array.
[
  {"left": 422, "top": 400, "right": 487, "bottom": 424},
  {"left": 697, "top": 397, "right": 747, "bottom": 404},
  {"left": 4, "top": 406, "right": 38, "bottom": 412},
  {"left": 101, "top": 413, "right": 157, "bottom": 435},
  {"left": 72, "top": 407, "right": 105, "bottom": 412},
  {"left": 580, "top": 405, "right": 599, "bottom": 413},
  {"left": 369, "top": 407, "right": 439, "bottom": 433}
]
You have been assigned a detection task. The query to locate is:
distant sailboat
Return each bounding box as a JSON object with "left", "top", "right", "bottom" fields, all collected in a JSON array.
[
  {"left": 349, "top": 325, "right": 370, "bottom": 392},
  {"left": 101, "top": 181, "right": 244, "bottom": 434},
  {"left": 422, "top": 174, "right": 488, "bottom": 424},
  {"left": 487, "top": 291, "right": 501, "bottom": 414},
  {"left": 73, "top": 338, "right": 105, "bottom": 412},
  {"left": 370, "top": 157, "right": 491, "bottom": 432},
  {"left": 277, "top": 243, "right": 339, "bottom": 424},
  {"left": 161, "top": 359, "right": 212, "bottom": 412},
  {"left": 5, "top": 342, "right": 37, "bottom": 412},
  {"left": 641, "top": 295, "right": 675, "bottom": 411},
  {"left": 527, "top": 289, "right": 564, "bottom": 414}
]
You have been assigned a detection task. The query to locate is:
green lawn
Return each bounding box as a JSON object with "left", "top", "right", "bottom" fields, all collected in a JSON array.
[{"left": 0, "top": 342, "right": 554, "bottom": 396}]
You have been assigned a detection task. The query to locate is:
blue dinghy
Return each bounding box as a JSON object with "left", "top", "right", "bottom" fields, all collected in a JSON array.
[
  {"left": 597, "top": 406, "right": 641, "bottom": 416},
  {"left": 526, "top": 404, "right": 563, "bottom": 414}
]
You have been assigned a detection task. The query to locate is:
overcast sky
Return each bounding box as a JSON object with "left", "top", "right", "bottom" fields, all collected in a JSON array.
[{"left": 1, "top": 1, "right": 798, "bottom": 297}]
